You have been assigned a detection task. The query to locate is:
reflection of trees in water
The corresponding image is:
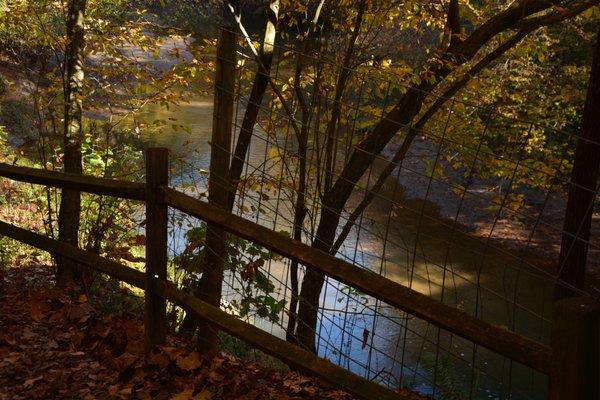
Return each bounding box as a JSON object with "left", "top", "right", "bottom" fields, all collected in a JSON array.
[{"left": 153, "top": 94, "right": 554, "bottom": 399}]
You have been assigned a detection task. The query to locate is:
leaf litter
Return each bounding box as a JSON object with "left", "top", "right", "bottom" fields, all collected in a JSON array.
[{"left": 0, "top": 264, "right": 375, "bottom": 400}]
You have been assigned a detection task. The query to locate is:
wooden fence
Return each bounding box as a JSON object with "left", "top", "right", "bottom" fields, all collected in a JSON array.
[
  {"left": 0, "top": 27, "right": 598, "bottom": 400},
  {"left": 1, "top": 152, "right": 598, "bottom": 399}
]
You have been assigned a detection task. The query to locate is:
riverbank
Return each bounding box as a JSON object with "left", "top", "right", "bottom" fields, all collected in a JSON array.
[{"left": 382, "top": 136, "right": 600, "bottom": 295}]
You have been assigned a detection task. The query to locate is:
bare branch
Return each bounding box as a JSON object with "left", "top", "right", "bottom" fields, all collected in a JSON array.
[{"left": 323, "top": 0, "right": 367, "bottom": 191}]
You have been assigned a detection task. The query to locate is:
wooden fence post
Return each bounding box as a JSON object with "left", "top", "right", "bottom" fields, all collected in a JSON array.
[
  {"left": 194, "top": 26, "right": 237, "bottom": 352},
  {"left": 145, "top": 147, "right": 169, "bottom": 350},
  {"left": 550, "top": 296, "right": 600, "bottom": 399}
]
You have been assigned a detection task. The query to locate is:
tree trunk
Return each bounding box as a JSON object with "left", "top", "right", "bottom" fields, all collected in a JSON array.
[
  {"left": 286, "top": 0, "right": 326, "bottom": 343},
  {"left": 286, "top": 137, "right": 307, "bottom": 343},
  {"left": 195, "top": 27, "right": 237, "bottom": 352},
  {"left": 296, "top": 203, "right": 339, "bottom": 352},
  {"left": 228, "top": 0, "right": 280, "bottom": 209},
  {"left": 180, "top": 2, "right": 279, "bottom": 334},
  {"left": 57, "top": 0, "right": 87, "bottom": 285},
  {"left": 556, "top": 29, "right": 600, "bottom": 299},
  {"left": 295, "top": 86, "right": 431, "bottom": 351},
  {"left": 294, "top": 0, "right": 585, "bottom": 352},
  {"left": 286, "top": 80, "right": 309, "bottom": 343}
]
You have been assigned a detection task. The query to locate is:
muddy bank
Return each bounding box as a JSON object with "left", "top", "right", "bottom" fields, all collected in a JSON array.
[{"left": 381, "top": 136, "right": 600, "bottom": 293}]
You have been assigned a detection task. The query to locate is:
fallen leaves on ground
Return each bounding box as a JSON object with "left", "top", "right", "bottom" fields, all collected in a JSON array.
[{"left": 0, "top": 264, "right": 392, "bottom": 400}]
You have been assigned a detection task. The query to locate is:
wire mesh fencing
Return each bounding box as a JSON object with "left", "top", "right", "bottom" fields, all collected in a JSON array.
[{"left": 150, "top": 26, "right": 600, "bottom": 400}]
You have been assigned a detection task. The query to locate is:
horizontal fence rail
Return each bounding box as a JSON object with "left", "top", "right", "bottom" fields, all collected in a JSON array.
[
  {"left": 163, "top": 187, "right": 553, "bottom": 374},
  {"left": 0, "top": 162, "right": 146, "bottom": 201},
  {"left": 0, "top": 156, "right": 598, "bottom": 399},
  {"left": 0, "top": 160, "right": 553, "bottom": 372}
]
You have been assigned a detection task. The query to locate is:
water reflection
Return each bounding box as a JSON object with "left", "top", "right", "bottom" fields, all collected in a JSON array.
[{"left": 132, "top": 96, "right": 553, "bottom": 399}]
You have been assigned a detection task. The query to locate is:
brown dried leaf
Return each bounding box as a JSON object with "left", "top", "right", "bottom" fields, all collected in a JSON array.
[
  {"left": 170, "top": 388, "right": 194, "bottom": 400},
  {"left": 23, "top": 376, "right": 43, "bottom": 388},
  {"left": 176, "top": 351, "right": 201, "bottom": 371}
]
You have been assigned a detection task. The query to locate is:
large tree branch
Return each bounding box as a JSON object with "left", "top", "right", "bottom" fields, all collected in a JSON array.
[
  {"left": 516, "top": 0, "right": 599, "bottom": 28},
  {"left": 228, "top": 0, "right": 280, "bottom": 209},
  {"left": 455, "top": 0, "right": 555, "bottom": 57},
  {"left": 330, "top": 0, "right": 597, "bottom": 253},
  {"left": 321, "top": 0, "right": 577, "bottom": 236}
]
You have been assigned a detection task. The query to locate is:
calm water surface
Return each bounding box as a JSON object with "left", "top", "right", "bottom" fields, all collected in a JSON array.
[{"left": 132, "top": 92, "right": 553, "bottom": 399}]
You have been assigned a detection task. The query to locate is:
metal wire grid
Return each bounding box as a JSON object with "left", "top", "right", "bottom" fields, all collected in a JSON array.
[{"left": 152, "top": 27, "right": 600, "bottom": 400}]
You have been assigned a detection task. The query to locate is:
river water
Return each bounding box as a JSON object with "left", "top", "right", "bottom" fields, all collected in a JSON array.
[
  {"left": 129, "top": 94, "right": 556, "bottom": 399},
  {"left": 103, "top": 23, "right": 565, "bottom": 397}
]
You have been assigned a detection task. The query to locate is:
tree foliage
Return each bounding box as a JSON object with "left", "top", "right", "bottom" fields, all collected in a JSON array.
[{"left": 0, "top": 0, "right": 598, "bottom": 370}]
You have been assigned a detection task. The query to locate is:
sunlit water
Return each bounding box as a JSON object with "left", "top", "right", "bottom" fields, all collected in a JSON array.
[
  {"left": 128, "top": 95, "right": 555, "bottom": 399},
  {"left": 108, "top": 23, "right": 556, "bottom": 398}
]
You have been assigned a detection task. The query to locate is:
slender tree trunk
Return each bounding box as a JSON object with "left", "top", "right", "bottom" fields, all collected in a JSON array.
[
  {"left": 556, "top": 30, "right": 600, "bottom": 299},
  {"left": 195, "top": 27, "right": 237, "bottom": 352},
  {"left": 180, "top": 2, "right": 279, "bottom": 333},
  {"left": 57, "top": 0, "right": 87, "bottom": 285},
  {"left": 286, "top": 72, "right": 310, "bottom": 343},
  {"left": 296, "top": 203, "right": 339, "bottom": 352},
  {"left": 322, "top": 0, "right": 366, "bottom": 191},
  {"left": 228, "top": 0, "right": 279, "bottom": 209},
  {"left": 285, "top": 0, "right": 326, "bottom": 344},
  {"left": 286, "top": 127, "right": 307, "bottom": 344}
]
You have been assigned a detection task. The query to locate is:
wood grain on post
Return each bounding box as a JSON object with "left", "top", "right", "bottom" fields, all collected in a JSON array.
[
  {"left": 550, "top": 296, "right": 600, "bottom": 399},
  {"left": 145, "top": 147, "right": 169, "bottom": 350}
]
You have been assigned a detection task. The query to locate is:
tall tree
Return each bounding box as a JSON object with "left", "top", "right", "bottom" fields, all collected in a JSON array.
[
  {"left": 556, "top": 28, "right": 600, "bottom": 299},
  {"left": 194, "top": 26, "right": 237, "bottom": 352},
  {"left": 180, "top": 1, "right": 281, "bottom": 346},
  {"left": 57, "top": 0, "right": 87, "bottom": 285}
]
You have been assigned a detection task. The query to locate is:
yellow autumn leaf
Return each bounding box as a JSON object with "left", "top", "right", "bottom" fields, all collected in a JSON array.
[{"left": 268, "top": 147, "right": 281, "bottom": 161}]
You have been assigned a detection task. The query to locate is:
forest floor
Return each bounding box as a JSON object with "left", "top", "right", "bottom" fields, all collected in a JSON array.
[{"left": 0, "top": 263, "right": 369, "bottom": 400}]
